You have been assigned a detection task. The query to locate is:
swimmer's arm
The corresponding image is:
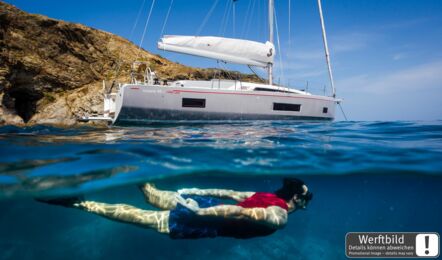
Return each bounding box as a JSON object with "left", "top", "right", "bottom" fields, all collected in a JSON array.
[
  {"left": 177, "top": 188, "right": 255, "bottom": 202},
  {"left": 195, "top": 205, "right": 288, "bottom": 229}
]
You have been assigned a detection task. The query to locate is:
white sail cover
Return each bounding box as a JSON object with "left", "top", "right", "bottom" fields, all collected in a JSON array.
[{"left": 158, "top": 35, "right": 275, "bottom": 67}]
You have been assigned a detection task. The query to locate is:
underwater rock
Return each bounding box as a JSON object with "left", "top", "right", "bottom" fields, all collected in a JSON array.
[{"left": 0, "top": 2, "right": 260, "bottom": 126}]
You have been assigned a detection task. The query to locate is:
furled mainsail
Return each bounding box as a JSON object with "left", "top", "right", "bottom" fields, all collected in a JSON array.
[{"left": 158, "top": 35, "right": 275, "bottom": 67}]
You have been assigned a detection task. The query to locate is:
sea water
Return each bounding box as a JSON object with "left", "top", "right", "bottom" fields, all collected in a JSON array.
[{"left": 0, "top": 121, "right": 441, "bottom": 259}]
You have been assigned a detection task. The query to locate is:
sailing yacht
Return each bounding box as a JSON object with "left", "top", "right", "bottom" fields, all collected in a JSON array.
[{"left": 83, "top": 0, "right": 341, "bottom": 125}]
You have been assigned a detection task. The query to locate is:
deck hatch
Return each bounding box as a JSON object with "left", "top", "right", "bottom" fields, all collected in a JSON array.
[
  {"left": 182, "top": 98, "right": 206, "bottom": 108},
  {"left": 273, "top": 103, "right": 301, "bottom": 112}
]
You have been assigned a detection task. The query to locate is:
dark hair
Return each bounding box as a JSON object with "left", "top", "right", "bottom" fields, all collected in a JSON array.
[{"left": 274, "top": 178, "right": 311, "bottom": 202}]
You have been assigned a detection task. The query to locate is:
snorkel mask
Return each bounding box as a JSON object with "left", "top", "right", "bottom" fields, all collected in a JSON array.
[{"left": 297, "top": 191, "right": 313, "bottom": 209}]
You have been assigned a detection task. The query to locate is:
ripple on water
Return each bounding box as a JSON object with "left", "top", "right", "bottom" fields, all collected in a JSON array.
[{"left": 0, "top": 121, "right": 441, "bottom": 197}]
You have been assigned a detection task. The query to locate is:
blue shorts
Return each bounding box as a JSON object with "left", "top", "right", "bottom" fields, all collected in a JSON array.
[{"left": 168, "top": 195, "right": 222, "bottom": 239}]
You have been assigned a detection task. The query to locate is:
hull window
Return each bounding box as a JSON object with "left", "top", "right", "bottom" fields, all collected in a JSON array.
[
  {"left": 323, "top": 107, "right": 328, "bottom": 113},
  {"left": 182, "top": 98, "right": 206, "bottom": 108},
  {"left": 273, "top": 103, "right": 301, "bottom": 112}
]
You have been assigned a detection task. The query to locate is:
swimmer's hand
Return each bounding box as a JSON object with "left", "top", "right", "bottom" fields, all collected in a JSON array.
[
  {"left": 177, "top": 188, "right": 199, "bottom": 195},
  {"left": 174, "top": 194, "right": 200, "bottom": 212}
]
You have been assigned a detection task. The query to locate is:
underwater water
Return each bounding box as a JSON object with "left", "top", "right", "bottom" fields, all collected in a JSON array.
[{"left": 0, "top": 121, "right": 441, "bottom": 259}]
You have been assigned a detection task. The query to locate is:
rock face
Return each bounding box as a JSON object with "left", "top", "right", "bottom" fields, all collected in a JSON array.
[{"left": 0, "top": 2, "right": 260, "bottom": 125}]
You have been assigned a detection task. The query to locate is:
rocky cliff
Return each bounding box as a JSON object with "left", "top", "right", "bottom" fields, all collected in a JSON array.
[{"left": 0, "top": 1, "right": 259, "bottom": 125}]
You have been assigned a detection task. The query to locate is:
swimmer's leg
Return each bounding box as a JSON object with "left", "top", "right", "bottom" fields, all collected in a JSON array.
[
  {"left": 139, "top": 183, "right": 198, "bottom": 210},
  {"left": 75, "top": 201, "right": 170, "bottom": 234}
]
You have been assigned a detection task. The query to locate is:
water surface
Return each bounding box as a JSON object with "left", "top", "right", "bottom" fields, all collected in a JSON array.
[{"left": 0, "top": 121, "right": 441, "bottom": 259}]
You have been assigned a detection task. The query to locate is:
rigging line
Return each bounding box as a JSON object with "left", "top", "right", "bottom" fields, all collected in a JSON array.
[
  {"left": 129, "top": 0, "right": 146, "bottom": 41},
  {"left": 288, "top": 0, "right": 291, "bottom": 48},
  {"left": 108, "top": 26, "right": 124, "bottom": 94},
  {"left": 160, "top": 0, "right": 174, "bottom": 37},
  {"left": 243, "top": 0, "right": 256, "bottom": 39},
  {"left": 232, "top": 0, "right": 236, "bottom": 37},
  {"left": 248, "top": 65, "right": 264, "bottom": 82},
  {"left": 317, "top": 0, "right": 336, "bottom": 98},
  {"left": 219, "top": 0, "right": 231, "bottom": 35},
  {"left": 108, "top": 45, "right": 124, "bottom": 93},
  {"left": 258, "top": 0, "right": 263, "bottom": 41},
  {"left": 338, "top": 103, "right": 348, "bottom": 121},
  {"left": 221, "top": 0, "right": 233, "bottom": 36},
  {"left": 274, "top": 5, "right": 285, "bottom": 87},
  {"left": 110, "top": 1, "right": 148, "bottom": 91},
  {"left": 218, "top": 61, "right": 233, "bottom": 80},
  {"left": 241, "top": 0, "right": 253, "bottom": 38},
  {"left": 196, "top": 0, "right": 220, "bottom": 36},
  {"left": 138, "top": 0, "right": 156, "bottom": 55},
  {"left": 265, "top": 0, "right": 270, "bottom": 42}
]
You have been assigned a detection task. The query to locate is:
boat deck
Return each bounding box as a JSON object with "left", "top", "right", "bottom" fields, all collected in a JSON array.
[{"left": 149, "top": 79, "right": 311, "bottom": 95}]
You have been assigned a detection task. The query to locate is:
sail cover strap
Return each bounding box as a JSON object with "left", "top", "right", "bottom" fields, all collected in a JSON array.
[{"left": 158, "top": 35, "right": 275, "bottom": 67}]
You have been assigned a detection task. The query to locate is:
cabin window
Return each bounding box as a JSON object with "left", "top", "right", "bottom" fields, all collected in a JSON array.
[
  {"left": 323, "top": 107, "right": 328, "bottom": 113},
  {"left": 182, "top": 98, "right": 206, "bottom": 108},
  {"left": 273, "top": 103, "right": 301, "bottom": 112}
]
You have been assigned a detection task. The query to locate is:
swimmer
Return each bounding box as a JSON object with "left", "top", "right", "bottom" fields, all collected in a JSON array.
[{"left": 37, "top": 178, "right": 312, "bottom": 239}]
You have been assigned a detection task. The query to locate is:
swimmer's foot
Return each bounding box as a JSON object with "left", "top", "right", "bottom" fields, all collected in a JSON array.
[
  {"left": 35, "top": 196, "right": 84, "bottom": 208},
  {"left": 139, "top": 183, "right": 162, "bottom": 202},
  {"left": 139, "top": 182, "right": 156, "bottom": 194}
]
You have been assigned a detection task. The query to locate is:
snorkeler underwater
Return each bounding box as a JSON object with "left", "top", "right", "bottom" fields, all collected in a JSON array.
[
  {"left": 37, "top": 178, "right": 312, "bottom": 239},
  {"left": 1, "top": 0, "right": 442, "bottom": 259}
]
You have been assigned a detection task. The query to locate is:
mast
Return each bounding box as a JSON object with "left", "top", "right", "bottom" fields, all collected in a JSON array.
[
  {"left": 317, "top": 0, "right": 336, "bottom": 97},
  {"left": 268, "top": 0, "right": 274, "bottom": 85}
]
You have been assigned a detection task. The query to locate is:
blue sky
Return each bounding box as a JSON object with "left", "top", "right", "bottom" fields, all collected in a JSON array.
[{"left": 4, "top": 0, "right": 442, "bottom": 121}]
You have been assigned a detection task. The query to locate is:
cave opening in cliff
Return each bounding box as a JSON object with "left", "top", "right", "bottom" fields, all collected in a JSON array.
[
  {"left": 14, "top": 97, "right": 38, "bottom": 122},
  {"left": 6, "top": 88, "right": 43, "bottom": 123}
]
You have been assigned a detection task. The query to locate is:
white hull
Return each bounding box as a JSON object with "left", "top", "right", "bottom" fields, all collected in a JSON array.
[{"left": 108, "top": 82, "right": 337, "bottom": 125}]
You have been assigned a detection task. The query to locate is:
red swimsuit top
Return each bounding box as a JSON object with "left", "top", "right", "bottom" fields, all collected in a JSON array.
[{"left": 236, "top": 192, "right": 288, "bottom": 211}]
